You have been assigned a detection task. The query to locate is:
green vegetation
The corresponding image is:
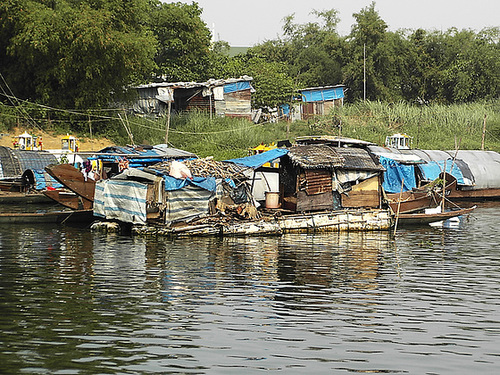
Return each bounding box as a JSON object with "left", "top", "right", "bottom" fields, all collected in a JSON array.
[
  {"left": 1, "top": 1, "right": 499, "bottom": 157},
  {"left": 72, "top": 100, "right": 500, "bottom": 159},
  {"left": 1, "top": 100, "right": 499, "bottom": 160}
]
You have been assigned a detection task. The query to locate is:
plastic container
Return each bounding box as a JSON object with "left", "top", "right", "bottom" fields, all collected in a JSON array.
[{"left": 265, "top": 192, "right": 280, "bottom": 208}]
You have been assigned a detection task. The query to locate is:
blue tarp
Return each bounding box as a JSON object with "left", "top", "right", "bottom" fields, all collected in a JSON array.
[
  {"left": 280, "top": 104, "right": 290, "bottom": 115},
  {"left": 380, "top": 156, "right": 417, "bottom": 193},
  {"left": 224, "top": 81, "right": 252, "bottom": 94},
  {"left": 418, "top": 160, "right": 465, "bottom": 184},
  {"left": 31, "top": 169, "right": 63, "bottom": 191},
  {"left": 163, "top": 176, "right": 217, "bottom": 192},
  {"left": 300, "top": 87, "right": 344, "bottom": 102},
  {"left": 226, "top": 148, "right": 289, "bottom": 169}
]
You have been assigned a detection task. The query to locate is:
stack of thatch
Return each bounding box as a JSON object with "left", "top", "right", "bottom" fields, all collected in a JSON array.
[{"left": 150, "top": 157, "right": 247, "bottom": 179}]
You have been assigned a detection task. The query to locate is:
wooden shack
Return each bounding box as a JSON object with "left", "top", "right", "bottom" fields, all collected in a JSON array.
[
  {"left": 298, "top": 85, "right": 345, "bottom": 120},
  {"left": 132, "top": 76, "right": 254, "bottom": 120},
  {"left": 280, "top": 144, "right": 384, "bottom": 212}
]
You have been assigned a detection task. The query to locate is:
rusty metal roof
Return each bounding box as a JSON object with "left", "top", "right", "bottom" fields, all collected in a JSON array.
[
  {"left": 286, "top": 144, "right": 344, "bottom": 169},
  {"left": 295, "top": 135, "right": 375, "bottom": 147}
]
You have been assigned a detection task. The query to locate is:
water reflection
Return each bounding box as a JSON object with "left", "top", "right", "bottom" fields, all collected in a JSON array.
[{"left": 1, "top": 204, "right": 500, "bottom": 373}]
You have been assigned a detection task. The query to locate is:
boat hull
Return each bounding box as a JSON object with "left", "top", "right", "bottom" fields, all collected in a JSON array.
[
  {"left": 45, "top": 164, "right": 96, "bottom": 202},
  {"left": 397, "top": 206, "right": 475, "bottom": 226},
  {"left": 0, "top": 209, "right": 94, "bottom": 224}
]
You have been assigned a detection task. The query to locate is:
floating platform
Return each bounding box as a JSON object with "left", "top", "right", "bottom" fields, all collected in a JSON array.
[{"left": 115, "top": 209, "right": 393, "bottom": 238}]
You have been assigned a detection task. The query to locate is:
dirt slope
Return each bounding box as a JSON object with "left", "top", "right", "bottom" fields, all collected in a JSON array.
[{"left": 0, "top": 128, "right": 113, "bottom": 151}]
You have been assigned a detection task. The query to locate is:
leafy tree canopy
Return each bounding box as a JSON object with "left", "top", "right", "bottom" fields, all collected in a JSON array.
[{"left": 0, "top": 0, "right": 157, "bottom": 110}]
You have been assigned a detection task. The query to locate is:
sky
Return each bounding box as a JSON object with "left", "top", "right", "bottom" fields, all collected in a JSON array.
[{"left": 171, "top": 0, "right": 500, "bottom": 46}]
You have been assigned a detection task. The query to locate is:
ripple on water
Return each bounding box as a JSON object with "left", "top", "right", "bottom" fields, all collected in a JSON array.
[{"left": 1, "top": 204, "right": 500, "bottom": 373}]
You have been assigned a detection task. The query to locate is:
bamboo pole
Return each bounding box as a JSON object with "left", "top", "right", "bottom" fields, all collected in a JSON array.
[
  {"left": 393, "top": 178, "right": 404, "bottom": 236},
  {"left": 441, "top": 160, "right": 447, "bottom": 212},
  {"left": 481, "top": 114, "right": 487, "bottom": 150}
]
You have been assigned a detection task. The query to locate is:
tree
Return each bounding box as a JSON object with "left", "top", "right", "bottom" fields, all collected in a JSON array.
[
  {"left": 148, "top": 1, "right": 212, "bottom": 82},
  {"left": 0, "top": 0, "right": 156, "bottom": 110},
  {"left": 343, "top": 2, "right": 391, "bottom": 101},
  {"left": 221, "top": 53, "right": 296, "bottom": 109}
]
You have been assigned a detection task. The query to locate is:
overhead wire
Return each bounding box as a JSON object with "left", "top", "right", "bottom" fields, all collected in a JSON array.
[
  {"left": 0, "top": 72, "right": 43, "bottom": 131},
  {"left": 0, "top": 91, "right": 286, "bottom": 136}
]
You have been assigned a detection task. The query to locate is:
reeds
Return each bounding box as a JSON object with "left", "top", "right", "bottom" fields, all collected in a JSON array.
[{"left": 120, "top": 100, "right": 500, "bottom": 159}]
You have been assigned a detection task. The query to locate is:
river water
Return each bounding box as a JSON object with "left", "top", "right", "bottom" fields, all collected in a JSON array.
[{"left": 1, "top": 203, "right": 499, "bottom": 374}]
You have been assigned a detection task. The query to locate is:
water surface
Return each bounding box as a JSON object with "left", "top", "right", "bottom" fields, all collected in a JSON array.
[{"left": 1, "top": 203, "right": 499, "bottom": 374}]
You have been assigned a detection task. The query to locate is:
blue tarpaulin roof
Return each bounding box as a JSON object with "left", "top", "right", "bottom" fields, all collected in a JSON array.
[
  {"left": 224, "top": 81, "right": 252, "bottom": 94},
  {"left": 163, "top": 176, "right": 217, "bottom": 192},
  {"left": 299, "top": 86, "right": 345, "bottom": 102},
  {"left": 417, "top": 160, "right": 465, "bottom": 184},
  {"left": 226, "top": 148, "right": 289, "bottom": 169},
  {"left": 380, "top": 156, "right": 417, "bottom": 193}
]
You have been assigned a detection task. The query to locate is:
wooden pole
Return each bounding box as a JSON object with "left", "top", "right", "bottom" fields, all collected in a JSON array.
[
  {"left": 393, "top": 178, "right": 405, "bottom": 236},
  {"left": 441, "top": 160, "right": 447, "bottom": 212},
  {"left": 481, "top": 114, "right": 487, "bottom": 150},
  {"left": 88, "top": 113, "right": 93, "bottom": 140},
  {"left": 165, "top": 100, "right": 171, "bottom": 145},
  {"left": 363, "top": 43, "right": 366, "bottom": 102}
]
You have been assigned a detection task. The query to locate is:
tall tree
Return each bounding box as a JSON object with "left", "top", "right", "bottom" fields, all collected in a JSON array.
[
  {"left": 344, "top": 2, "right": 390, "bottom": 101},
  {"left": 149, "top": 1, "right": 212, "bottom": 82},
  {"left": 0, "top": 0, "right": 156, "bottom": 110}
]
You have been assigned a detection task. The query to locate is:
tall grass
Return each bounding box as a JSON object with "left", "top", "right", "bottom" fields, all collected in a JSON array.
[
  {"left": 332, "top": 101, "right": 500, "bottom": 151},
  {"left": 123, "top": 111, "right": 323, "bottom": 159},
  {"left": 3, "top": 99, "right": 499, "bottom": 159},
  {"left": 121, "top": 101, "right": 500, "bottom": 159}
]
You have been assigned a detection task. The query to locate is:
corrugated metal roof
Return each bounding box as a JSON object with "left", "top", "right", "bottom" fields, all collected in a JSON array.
[
  {"left": 390, "top": 149, "right": 500, "bottom": 189},
  {"left": 296, "top": 135, "right": 375, "bottom": 147},
  {"left": 97, "top": 145, "right": 196, "bottom": 159},
  {"left": 135, "top": 76, "right": 253, "bottom": 90},
  {"left": 298, "top": 84, "right": 346, "bottom": 92},
  {"left": 368, "top": 145, "right": 426, "bottom": 164},
  {"left": 334, "top": 147, "right": 384, "bottom": 171},
  {"left": 287, "top": 144, "right": 344, "bottom": 169}
]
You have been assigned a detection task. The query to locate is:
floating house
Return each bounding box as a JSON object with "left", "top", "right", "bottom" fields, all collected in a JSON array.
[
  {"left": 0, "top": 145, "right": 61, "bottom": 192},
  {"left": 93, "top": 157, "right": 254, "bottom": 226},
  {"left": 132, "top": 76, "right": 254, "bottom": 120},
  {"left": 368, "top": 145, "right": 500, "bottom": 199},
  {"left": 280, "top": 144, "right": 384, "bottom": 212},
  {"left": 297, "top": 85, "right": 346, "bottom": 120}
]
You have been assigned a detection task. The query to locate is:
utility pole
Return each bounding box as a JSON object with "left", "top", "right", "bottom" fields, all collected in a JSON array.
[
  {"left": 165, "top": 100, "right": 171, "bottom": 145},
  {"left": 363, "top": 43, "right": 366, "bottom": 102}
]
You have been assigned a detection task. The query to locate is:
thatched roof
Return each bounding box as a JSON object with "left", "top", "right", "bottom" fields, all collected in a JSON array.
[
  {"left": 334, "top": 147, "right": 384, "bottom": 171},
  {"left": 286, "top": 144, "right": 345, "bottom": 169},
  {"left": 286, "top": 144, "right": 383, "bottom": 171}
]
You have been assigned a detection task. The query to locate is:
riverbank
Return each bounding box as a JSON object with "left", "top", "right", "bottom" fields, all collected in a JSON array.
[{"left": 0, "top": 127, "right": 113, "bottom": 151}]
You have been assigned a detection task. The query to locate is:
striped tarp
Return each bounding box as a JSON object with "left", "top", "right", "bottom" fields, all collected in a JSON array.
[
  {"left": 94, "top": 179, "right": 148, "bottom": 224},
  {"left": 165, "top": 185, "right": 214, "bottom": 224}
]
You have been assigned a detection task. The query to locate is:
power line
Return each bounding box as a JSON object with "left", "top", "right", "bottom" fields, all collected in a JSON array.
[{"left": 0, "top": 73, "right": 43, "bottom": 131}]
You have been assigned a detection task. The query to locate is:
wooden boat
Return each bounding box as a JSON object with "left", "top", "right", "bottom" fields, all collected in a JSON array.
[
  {"left": 45, "top": 164, "right": 96, "bottom": 202},
  {"left": 0, "top": 209, "right": 94, "bottom": 224},
  {"left": 42, "top": 188, "right": 93, "bottom": 210},
  {"left": 397, "top": 206, "right": 476, "bottom": 226},
  {"left": 386, "top": 190, "right": 437, "bottom": 214},
  {"left": 0, "top": 190, "right": 53, "bottom": 204}
]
